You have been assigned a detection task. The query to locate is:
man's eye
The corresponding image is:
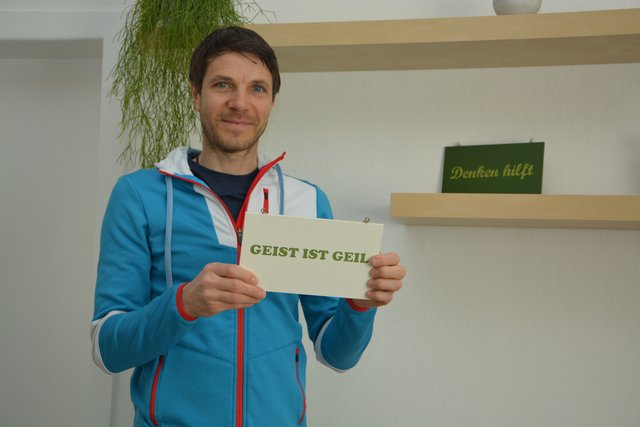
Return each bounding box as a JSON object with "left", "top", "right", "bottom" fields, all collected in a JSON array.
[
  {"left": 252, "top": 85, "right": 266, "bottom": 94},
  {"left": 214, "top": 81, "right": 230, "bottom": 89}
]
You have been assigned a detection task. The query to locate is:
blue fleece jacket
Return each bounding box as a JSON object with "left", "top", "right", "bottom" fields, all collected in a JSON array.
[{"left": 91, "top": 147, "right": 376, "bottom": 427}]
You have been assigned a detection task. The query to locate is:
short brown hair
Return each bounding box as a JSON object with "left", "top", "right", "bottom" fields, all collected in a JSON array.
[{"left": 189, "top": 26, "right": 280, "bottom": 99}]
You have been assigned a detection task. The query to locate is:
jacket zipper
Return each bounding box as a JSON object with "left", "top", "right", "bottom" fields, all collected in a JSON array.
[
  {"left": 262, "top": 188, "right": 269, "bottom": 214},
  {"left": 150, "top": 355, "right": 165, "bottom": 426},
  {"left": 234, "top": 154, "right": 283, "bottom": 427},
  {"left": 159, "top": 152, "right": 285, "bottom": 427},
  {"left": 295, "top": 347, "right": 307, "bottom": 425}
]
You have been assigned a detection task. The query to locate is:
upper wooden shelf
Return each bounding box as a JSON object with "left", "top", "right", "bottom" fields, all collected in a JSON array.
[
  {"left": 247, "top": 8, "right": 640, "bottom": 72},
  {"left": 390, "top": 193, "right": 640, "bottom": 229}
]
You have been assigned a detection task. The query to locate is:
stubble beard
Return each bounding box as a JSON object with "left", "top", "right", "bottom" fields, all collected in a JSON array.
[{"left": 200, "top": 113, "right": 267, "bottom": 155}]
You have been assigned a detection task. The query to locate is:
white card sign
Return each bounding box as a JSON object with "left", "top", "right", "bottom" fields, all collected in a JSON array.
[{"left": 240, "top": 213, "right": 384, "bottom": 299}]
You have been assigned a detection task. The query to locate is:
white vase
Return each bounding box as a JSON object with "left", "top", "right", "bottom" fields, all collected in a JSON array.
[{"left": 493, "top": 0, "right": 542, "bottom": 15}]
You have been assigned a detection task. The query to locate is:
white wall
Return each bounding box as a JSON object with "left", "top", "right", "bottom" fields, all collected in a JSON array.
[
  {"left": 0, "top": 58, "right": 111, "bottom": 426},
  {"left": 1, "top": 1, "right": 639, "bottom": 426},
  {"left": 262, "top": 65, "right": 640, "bottom": 426}
]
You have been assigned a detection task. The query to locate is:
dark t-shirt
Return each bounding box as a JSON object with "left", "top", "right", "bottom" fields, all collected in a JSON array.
[{"left": 188, "top": 156, "right": 258, "bottom": 222}]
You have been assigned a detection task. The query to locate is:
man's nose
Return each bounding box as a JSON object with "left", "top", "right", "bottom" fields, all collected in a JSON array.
[{"left": 228, "top": 89, "right": 249, "bottom": 111}]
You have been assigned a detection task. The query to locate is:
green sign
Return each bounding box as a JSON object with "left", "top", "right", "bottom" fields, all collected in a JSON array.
[{"left": 442, "top": 142, "right": 544, "bottom": 194}]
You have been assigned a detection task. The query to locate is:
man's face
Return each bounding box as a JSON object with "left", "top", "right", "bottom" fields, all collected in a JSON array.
[{"left": 192, "top": 51, "right": 275, "bottom": 155}]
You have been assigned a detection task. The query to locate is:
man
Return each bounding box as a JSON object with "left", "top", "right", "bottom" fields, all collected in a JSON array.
[{"left": 91, "top": 26, "right": 405, "bottom": 427}]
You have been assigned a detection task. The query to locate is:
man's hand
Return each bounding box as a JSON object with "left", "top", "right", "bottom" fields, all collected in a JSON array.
[
  {"left": 181, "top": 263, "right": 265, "bottom": 318},
  {"left": 351, "top": 252, "right": 405, "bottom": 309}
]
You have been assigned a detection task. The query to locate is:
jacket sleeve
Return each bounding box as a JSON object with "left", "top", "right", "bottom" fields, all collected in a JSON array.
[
  {"left": 90, "top": 175, "right": 197, "bottom": 374},
  {"left": 300, "top": 186, "right": 377, "bottom": 371}
]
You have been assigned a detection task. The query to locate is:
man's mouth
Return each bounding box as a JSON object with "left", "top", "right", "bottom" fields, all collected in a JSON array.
[
  {"left": 220, "top": 116, "right": 254, "bottom": 128},
  {"left": 221, "top": 113, "right": 253, "bottom": 123}
]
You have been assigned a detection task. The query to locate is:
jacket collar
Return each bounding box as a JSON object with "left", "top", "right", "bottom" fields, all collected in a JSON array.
[{"left": 155, "top": 147, "right": 283, "bottom": 178}]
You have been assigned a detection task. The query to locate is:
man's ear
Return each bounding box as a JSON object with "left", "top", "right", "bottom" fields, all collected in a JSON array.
[{"left": 190, "top": 83, "right": 200, "bottom": 112}]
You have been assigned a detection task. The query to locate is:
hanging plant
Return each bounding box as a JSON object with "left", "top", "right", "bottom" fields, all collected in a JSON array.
[{"left": 111, "top": 0, "right": 271, "bottom": 168}]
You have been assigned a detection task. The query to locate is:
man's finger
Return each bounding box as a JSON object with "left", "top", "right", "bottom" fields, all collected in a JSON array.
[
  {"left": 367, "top": 278, "right": 403, "bottom": 292},
  {"left": 216, "top": 289, "right": 266, "bottom": 306},
  {"left": 212, "top": 277, "right": 266, "bottom": 299},
  {"left": 369, "top": 252, "right": 401, "bottom": 267},
  {"left": 369, "top": 265, "right": 406, "bottom": 280},
  {"left": 207, "top": 262, "right": 259, "bottom": 285},
  {"left": 364, "top": 290, "right": 394, "bottom": 305}
]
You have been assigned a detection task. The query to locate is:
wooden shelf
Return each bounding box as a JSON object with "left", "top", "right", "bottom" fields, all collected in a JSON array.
[
  {"left": 249, "top": 11, "right": 640, "bottom": 229},
  {"left": 390, "top": 193, "right": 640, "bottom": 229},
  {"left": 247, "top": 9, "right": 640, "bottom": 72}
]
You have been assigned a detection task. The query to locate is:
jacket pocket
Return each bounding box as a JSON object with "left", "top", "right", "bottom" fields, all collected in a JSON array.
[
  {"left": 295, "top": 346, "right": 306, "bottom": 425},
  {"left": 150, "top": 354, "right": 165, "bottom": 426},
  {"left": 147, "top": 345, "right": 235, "bottom": 426}
]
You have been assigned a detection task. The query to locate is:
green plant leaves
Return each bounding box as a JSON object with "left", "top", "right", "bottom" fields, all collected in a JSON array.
[{"left": 110, "top": 0, "right": 269, "bottom": 168}]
